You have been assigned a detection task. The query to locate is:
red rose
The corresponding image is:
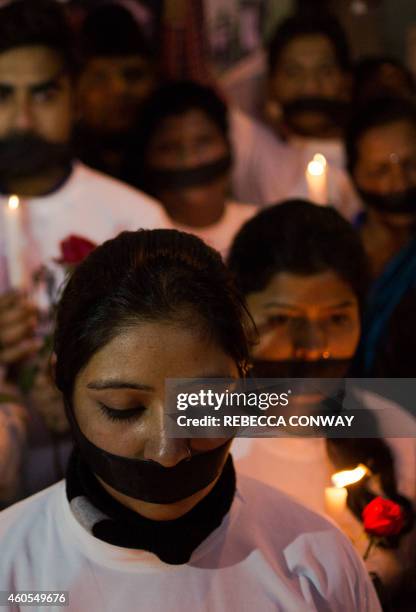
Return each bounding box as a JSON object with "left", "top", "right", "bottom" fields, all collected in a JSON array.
[
  {"left": 57, "top": 235, "right": 97, "bottom": 265},
  {"left": 362, "top": 496, "right": 405, "bottom": 537}
]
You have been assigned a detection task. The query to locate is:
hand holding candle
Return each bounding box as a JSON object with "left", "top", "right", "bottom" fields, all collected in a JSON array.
[{"left": 306, "top": 153, "right": 328, "bottom": 205}]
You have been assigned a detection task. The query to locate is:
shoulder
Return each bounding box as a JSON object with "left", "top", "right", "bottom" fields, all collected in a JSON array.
[
  {"left": 225, "top": 201, "right": 258, "bottom": 222},
  {"left": 69, "top": 163, "right": 171, "bottom": 228},
  {"left": 229, "top": 108, "right": 283, "bottom": 148},
  {"left": 235, "top": 475, "right": 380, "bottom": 609},
  {"left": 0, "top": 481, "right": 63, "bottom": 541},
  {"left": 236, "top": 473, "right": 337, "bottom": 534}
]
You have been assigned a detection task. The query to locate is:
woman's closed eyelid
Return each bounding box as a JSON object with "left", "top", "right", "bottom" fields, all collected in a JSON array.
[{"left": 98, "top": 402, "right": 146, "bottom": 422}]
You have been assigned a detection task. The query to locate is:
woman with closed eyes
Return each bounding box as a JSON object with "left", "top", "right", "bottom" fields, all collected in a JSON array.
[{"left": 0, "top": 229, "right": 379, "bottom": 611}]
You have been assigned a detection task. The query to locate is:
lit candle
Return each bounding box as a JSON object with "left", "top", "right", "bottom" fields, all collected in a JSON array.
[
  {"left": 306, "top": 153, "right": 328, "bottom": 205},
  {"left": 2, "top": 195, "right": 26, "bottom": 288},
  {"left": 324, "top": 486, "right": 348, "bottom": 518},
  {"left": 325, "top": 464, "right": 369, "bottom": 520}
]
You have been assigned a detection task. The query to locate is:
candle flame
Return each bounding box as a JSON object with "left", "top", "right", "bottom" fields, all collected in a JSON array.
[
  {"left": 308, "top": 159, "right": 326, "bottom": 176},
  {"left": 8, "top": 195, "right": 20, "bottom": 210},
  {"left": 313, "top": 153, "right": 327, "bottom": 167},
  {"left": 331, "top": 464, "right": 369, "bottom": 488}
]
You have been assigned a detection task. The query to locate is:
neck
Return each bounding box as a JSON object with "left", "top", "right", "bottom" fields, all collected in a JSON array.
[
  {"left": 3, "top": 164, "right": 69, "bottom": 197},
  {"left": 164, "top": 195, "right": 226, "bottom": 229}
]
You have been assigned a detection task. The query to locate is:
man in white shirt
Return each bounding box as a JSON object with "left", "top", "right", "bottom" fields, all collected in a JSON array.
[
  {"left": 0, "top": 0, "right": 169, "bottom": 501},
  {"left": 263, "top": 12, "right": 361, "bottom": 218}
]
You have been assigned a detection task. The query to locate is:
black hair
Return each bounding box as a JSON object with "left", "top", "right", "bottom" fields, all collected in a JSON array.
[
  {"left": 228, "top": 199, "right": 413, "bottom": 548},
  {"left": 123, "top": 80, "right": 229, "bottom": 190},
  {"left": 345, "top": 96, "right": 416, "bottom": 175},
  {"left": 79, "top": 3, "right": 153, "bottom": 61},
  {"left": 0, "top": 0, "right": 75, "bottom": 75},
  {"left": 54, "top": 229, "right": 252, "bottom": 399},
  {"left": 227, "top": 199, "right": 369, "bottom": 310},
  {"left": 352, "top": 55, "right": 416, "bottom": 103},
  {"left": 267, "top": 12, "right": 351, "bottom": 75}
]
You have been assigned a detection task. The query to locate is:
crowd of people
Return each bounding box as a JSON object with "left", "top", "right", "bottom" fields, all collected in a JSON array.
[{"left": 0, "top": 1, "right": 416, "bottom": 610}]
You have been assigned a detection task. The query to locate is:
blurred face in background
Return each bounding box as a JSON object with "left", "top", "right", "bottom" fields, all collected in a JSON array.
[
  {"left": 247, "top": 270, "right": 360, "bottom": 363},
  {"left": 77, "top": 54, "right": 156, "bottom": 135},
  {"left": 268, "top": 34, "right": 349, "bottom": 138},
  {"left": 145, "top": 109, "right": 231, "bottom": 227},
  {"left": 353, "top": 119, "right": 416, "bottom": 229},
  {"left": 0, "top": 45, "right": 73, "bottom": 187}
]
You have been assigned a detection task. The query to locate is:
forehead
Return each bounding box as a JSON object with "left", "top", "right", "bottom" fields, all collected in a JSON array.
[
  {"left": 77, "top": 320, "right": 236, "bottom": 382},
  {"left": 249, "top": 270, "right": 356, "bottom": 307},
  {"left": 278, "top": 34, "right": 338, "bottom": 67},
  {"left": 0, "top": 45, "right": 64, "bottom": 85},
  {"left": 358, "top": 120, "right": 416, "bottom": 160}
]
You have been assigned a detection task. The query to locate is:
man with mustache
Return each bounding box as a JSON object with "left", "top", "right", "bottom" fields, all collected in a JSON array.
[
  {"left": 266, "top": 12, "right": 351, "bottom": 161},
  {"left": 0, "top": 0, "right": 169, "bottom": 503},
  {"left": 265, "top": 12, "right": 360, "bottom": 219}
]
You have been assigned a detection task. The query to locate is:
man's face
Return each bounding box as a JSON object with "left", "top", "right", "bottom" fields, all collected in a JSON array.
[
  {"left": 77, "top": 55, "right": 156, "bottom": 135},
  {"left": 0, "top": 45, "right": 73, "bottom": 143},
  {"left": 353, "top": 120, "right": 416, "bottom": 226},
  {"left": 268, "top": 34, "right": 349, "bottom": 137}
]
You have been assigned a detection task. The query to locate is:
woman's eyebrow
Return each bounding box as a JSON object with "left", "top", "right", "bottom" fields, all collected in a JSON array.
[
  {"left": 263, "top": 302, "right": 299, "bottom": 310},
  {"left": 320, "top": 300, "right": 357, "bottom": 310},
  {"left": 87, "top": 380, "right": 154, "bottom": 391}
]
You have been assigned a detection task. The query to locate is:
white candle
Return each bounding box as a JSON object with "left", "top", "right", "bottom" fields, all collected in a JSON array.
[
  {"left": 3, "top": 195, "right": 26, "bottom": 288},
  {"left": 325, "top": 486, "right": 347, "bottom": 518},
  {"left": 306, "top": 153, "right": 328, "bottom": 205},
  {"left": 325, "top": 464, "right": 369, "bottom": 522}
]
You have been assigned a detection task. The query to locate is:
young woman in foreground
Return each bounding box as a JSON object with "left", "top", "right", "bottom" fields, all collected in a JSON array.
[{"left": 0, "top": 230, "right": 380, "bottom": 611}]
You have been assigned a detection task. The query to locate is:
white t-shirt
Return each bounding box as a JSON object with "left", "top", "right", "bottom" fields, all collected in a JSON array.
[
  {"left": 230, "top": 109, "right": 300, "bottom": 206},
  {"left": 171, "top": 201, "right": 256, "bottom": 257},
  {"left": 233, "top": 391, "right": 416, "bottom": 587},
  {"left": 0, "top": 475, "right": 380, "bottom": 612},
  {"left": 0, "top": 161, "right": 171, "bottom": 294}
]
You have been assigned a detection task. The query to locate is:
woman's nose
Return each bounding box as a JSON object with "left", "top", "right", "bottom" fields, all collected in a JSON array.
[
  {"left": 143, "top": 433, "right": 190, "bottom": 467},
  {"left": 292, "top": 320, "right": 329, "bottom": 360}
]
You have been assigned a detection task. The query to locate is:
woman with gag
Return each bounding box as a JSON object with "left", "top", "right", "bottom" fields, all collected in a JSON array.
[
  {"left": 0, "top": 229, "right": 379, "bottom": 611},
  {"left": 123, "top": 81, "right": 256, "bottom": 257},
  {"left": 228, "top": 200, "right": 416, "bottom": 604}
]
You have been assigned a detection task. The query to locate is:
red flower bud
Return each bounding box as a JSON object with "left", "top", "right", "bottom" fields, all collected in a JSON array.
[
  {"left": 58, "top": 235, "right": 97, "bottom": 265},
  {"left": 362, "top": 496, "right": 405, "bottom": 537}
]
